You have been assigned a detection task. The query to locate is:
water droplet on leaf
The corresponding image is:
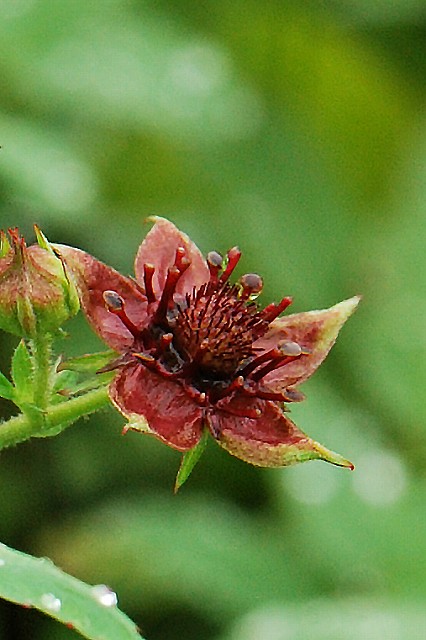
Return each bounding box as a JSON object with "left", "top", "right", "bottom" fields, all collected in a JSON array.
[
  {"left": 91, "top": 584, "right": 118, "bottom": 607},
  {"left": 40, "top": 593, "right": 62, "bottom": 612}
]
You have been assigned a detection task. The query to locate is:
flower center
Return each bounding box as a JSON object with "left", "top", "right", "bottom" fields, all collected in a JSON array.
[
  {"left": 103, "top": 245, "right": 305, "bottom": 407},
  {"left": 171, "top": 282, "right": 265, "bottom": 377}
]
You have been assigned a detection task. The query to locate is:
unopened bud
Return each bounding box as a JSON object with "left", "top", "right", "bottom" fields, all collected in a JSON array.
[{"left": 0, "top": 226, "right": 79, "bottom": 338}]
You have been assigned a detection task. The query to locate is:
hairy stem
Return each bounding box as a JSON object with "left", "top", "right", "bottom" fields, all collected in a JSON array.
[
  {"left": 30, "top": 333, "right": 53, "bottom": 410},
  {"left": 0, "top": 386, "right": 110, "bottom": 451}
]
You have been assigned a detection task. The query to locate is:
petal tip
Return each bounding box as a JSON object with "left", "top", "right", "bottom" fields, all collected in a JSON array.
[
  {"left": 333, "top": 295, "right": 362, "bottom": 319},
  {"left": 144, "top": 215, "right": 168, "bottom": 226},
  {"left": 312, "top": 441, "right": 354, "bottom": 469}
]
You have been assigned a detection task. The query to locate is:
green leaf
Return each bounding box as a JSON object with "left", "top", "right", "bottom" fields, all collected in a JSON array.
[
  {"left": 174, "top": 429, "right": 209, "bottom": 492},
  {"left": 52, "top": 369, "right": 114, "bottom": 404},
  {"left": 58, "top": 350, "right": 118, "bottom": 374},
  {"left": 0, "top": 542, "right": 143, "bottom": 640},
  {"left": 69, "top": 373, "right": 115, "bottom": 395},
  {"left": 52, "top": 369, "right": 80, "bottom": 393},
  {"left": 11, "top": 340, "right": 33, "bottom": 405},
  {"left": 0, "top": 371, "right": 15, "bottom": 400}
]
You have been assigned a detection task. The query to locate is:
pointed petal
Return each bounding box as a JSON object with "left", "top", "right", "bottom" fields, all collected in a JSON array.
[
  {"left": 134, "top": 217, "right": 209, "bottom": 297},
  {"left": 254, "top": 296, "right": 360, "bottom": 391},
  {"left": 208, "top": 396, "right": 353, "bottom": 468},
  {"left": 110, "top": 362, "right": 203, "bottom": 451},
  {"left": 55, "top": 245, "right": 148, "bottom": 351}
]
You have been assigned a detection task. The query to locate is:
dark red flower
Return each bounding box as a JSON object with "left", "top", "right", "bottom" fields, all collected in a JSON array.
[{"left": 57, "top": 218, "right": 359, "bottom": 470}]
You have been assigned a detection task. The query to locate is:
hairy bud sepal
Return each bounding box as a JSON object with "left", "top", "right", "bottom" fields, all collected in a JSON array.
[{"left": 0, "top": 227, "right": 79, "bottom": 339}]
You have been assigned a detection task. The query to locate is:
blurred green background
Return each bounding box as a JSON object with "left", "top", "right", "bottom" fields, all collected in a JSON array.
[{"left": 1, "top": 1, "right": 426, "bottom": 639}]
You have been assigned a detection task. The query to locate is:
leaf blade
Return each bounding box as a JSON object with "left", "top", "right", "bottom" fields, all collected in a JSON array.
[
  {"left": 0, "top": 542, "right": 143, "bottom": 640},
  {"left": 0, "top": 371, "right": 14, "bottom": 400},
  {"left": 11, "top": 340, "right": 33, "bottom": 405}
]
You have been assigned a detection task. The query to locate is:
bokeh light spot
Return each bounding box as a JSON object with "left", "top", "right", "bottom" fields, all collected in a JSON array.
[
  {"left": 352, "top": 450, "right": 407, "bottom": 506},
  {"left": 283, "top": 460, "right": 340, "bottom": 505}
]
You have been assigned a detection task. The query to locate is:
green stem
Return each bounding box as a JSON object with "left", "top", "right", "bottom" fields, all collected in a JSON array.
[
  {"left": 30, "top": 333, "right": 53, "bottom": 410},
  {"left": 0, "top": 386, "right": 110, "bottom": 451}
]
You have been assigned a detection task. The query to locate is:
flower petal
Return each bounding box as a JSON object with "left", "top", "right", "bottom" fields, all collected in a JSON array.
[
  {"left": 110, "top": 362, "right": 203, "bottom": 451},
  {"left": 208, "top": 396, "right": 353, "bottom": 468},
  {"left": 134, "top": 217, "right": 210, "bottom": 297},
  {"left": 254, "top": 296, "right": 360, "bottom": 391},
  {"left": 55, "top": 245, "right": 148, "bottom": 351}
]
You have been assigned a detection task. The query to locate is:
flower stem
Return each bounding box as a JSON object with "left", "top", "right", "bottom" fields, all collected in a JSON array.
[
  {"left": 30, "top": 333, "right": 53, "bottom": 410},
  {"left": 0, "top": 386, "right": 110, "bottom": 451}
]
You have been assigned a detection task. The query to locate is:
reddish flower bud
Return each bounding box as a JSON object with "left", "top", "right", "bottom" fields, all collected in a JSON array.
[{"left": 0, "top": 226, "right": 79, "bottom": 338}]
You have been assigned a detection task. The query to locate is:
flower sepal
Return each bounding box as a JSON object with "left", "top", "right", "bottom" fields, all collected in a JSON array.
[
  {"left": 174, "top": 429, "right": 209, "bottom": 493},
  {"left": 57, "top": 350, "right": 119, "bottom": 374}
]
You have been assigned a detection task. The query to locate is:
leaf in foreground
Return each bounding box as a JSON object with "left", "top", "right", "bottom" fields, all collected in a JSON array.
[{"left": 0, "top": 542, "right": 143, "bottom": 640}]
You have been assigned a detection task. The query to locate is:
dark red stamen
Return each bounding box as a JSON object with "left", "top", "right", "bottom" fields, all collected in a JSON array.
[
  {"left": 238, "top": 273, "right": 263, "bottom": 300},
  {"left": 182, "top": 381, "right": 208, "bottom": 405},
  {"left": 159, "top": 332, "right": 173, "bottom": 351},
  {"left": 207, "top": 251, "right": 223, "bottom": 285},
  {"left": 155, "top": 255, "right": 190, "bottom": 322},
  {"left": 195, "top": 285, "right": 214, "bottom": 329},
  {"left": 143, "top": 263, "right": 156, "bottom": 303},
  {"left": 192, "top": 339, "right": 209, "bottom": 364},
  {"left": 161, "top": 332, "right": 173, "bottom": 346},
  {"left": 219, "top": 247, "right": 241, "bottom": 284},
  {"left": 155, "top": 267, "right": 181, "bottom": 320},
  {"left": 246, "top": 389, "right": 287, "bottom": 401},
  {"left": 132, "top": 352, "right": 155, "bottom": 365},
  {"left": 237, "top": 347, "right": 282, "bottom": 378},
  {"left": 103, "top": 290, "right": 140, "bottom": 336},
  {"left": 251, "top": 353, "right": 303, "bottom": 382},
  {"left": 261, "top": 296, "right": 293, "bottom": 322},
  {"left": 175, "top": 246, "right": 190, "bottom": 272},
  {"left": 211, "top": 375, "right": 245, "bottom": 401}
]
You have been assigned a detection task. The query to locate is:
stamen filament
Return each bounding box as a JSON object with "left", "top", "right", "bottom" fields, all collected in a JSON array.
[
  {"left": 155, "top": 262, "right": 189, "bottom": 323},
  {"left": 143, "top": 263, "right": 156, "bottom": 303},
  {"left": 237, "top": 348, "right": 282, "bottom": 378},
  {"left": 219, "top": 247, "right": 241, "bottom": 284},
  {"left": 207, "top": 251, "right": 223, "bottom": 285},
  {"left": 132, "top": 352, "right": 156, "bottom": 364},
  {"left": 210, "top": 375, "right": 244, "bottom": 401},
  {"left": 238, "top": 273, "right": 263, "bottom": 301},
  {"left": 175, "top": 247, "right": 190, "bottom": 272},
  {"left": 103, "top": 290, "right": 140, "bottom": 336},
  {"left": 159, "top": 332, "right": 174, "bottom": 351},
  {"left": 246, "top": 388, "right": 286, "bottom": 401},
  {"left": 261, "top": 296, "right": 293, "bottom": 322},
  {"left": 251, "top": 353, "right": 303, "bottom": 382}
]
